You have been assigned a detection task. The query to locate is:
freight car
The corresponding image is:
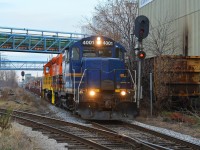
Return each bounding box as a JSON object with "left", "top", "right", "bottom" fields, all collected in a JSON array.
[
  {"left": 143, "top": 56, "right": 200, "bottom": 110},
  {"left": 25, "top": 78, "right": 42, "bottom": 96},
  {"left": 42, "top": 36, "right": 137, "bottom": 120}
]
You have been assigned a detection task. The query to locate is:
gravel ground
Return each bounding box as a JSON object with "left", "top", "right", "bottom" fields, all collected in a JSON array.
[
  {"left": 13, "top": 122, "right": 68, "bottom": 150},
  {"left": 130, "top": 120, "right": 200, "bottom": 146},
  {"left": 47, "top": 105, "right": 88, "bottom": 125}
]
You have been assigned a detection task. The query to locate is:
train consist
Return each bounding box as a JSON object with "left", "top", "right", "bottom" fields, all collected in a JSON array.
[
  {"left": 25, "top": 78, "right": 42, "bottom": 96},
  {"left": 34, "top": 36, "right": 137, "bottom": 120},
  {"left": 25, "top": 37, "right": 200, "bottom": 118}
]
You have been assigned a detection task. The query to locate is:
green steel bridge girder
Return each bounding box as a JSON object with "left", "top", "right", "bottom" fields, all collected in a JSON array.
[
  {"left": 0, "top": 27, "right": 88, "bottom": 54},
  {"left": 0, "top": 60, "right": 46, "bottom": 71}
]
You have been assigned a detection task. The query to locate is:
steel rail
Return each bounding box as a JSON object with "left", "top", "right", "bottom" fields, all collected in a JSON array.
[
  {"left": 91, "top": 121, "right": 200, "bottom": 150},
  {"left": 123, "top": 121, "right": 200, "bottom": 150},
  {"left": 0, "top": 109, "right": 156, "bottom": 150},
  {"left": 14, "top": 116, "right": 111, "bottom": 150},
  {"left": 91, "top": 122, "right": 171, "bottom": 150}
]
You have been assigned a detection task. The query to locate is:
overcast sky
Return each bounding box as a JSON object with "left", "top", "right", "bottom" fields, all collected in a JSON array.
[
  {"left": 0, "top": 0, "right": 100, "bottom": 78},
  {"left": 0, "top": 0, "right": 99, "bottom": 32}
]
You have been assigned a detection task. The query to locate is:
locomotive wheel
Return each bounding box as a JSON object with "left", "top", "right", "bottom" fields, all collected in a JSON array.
[
  {"left": 55, "top": 93, "right": 62, "bottom": 107},
  {"left": 47, "top": 90, "right": 52, "bottom": 103}
]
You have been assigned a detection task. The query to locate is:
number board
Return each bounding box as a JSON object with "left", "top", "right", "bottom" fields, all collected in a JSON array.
[{"left": 81, "top": 38, "right": 114, "bottom": 47}]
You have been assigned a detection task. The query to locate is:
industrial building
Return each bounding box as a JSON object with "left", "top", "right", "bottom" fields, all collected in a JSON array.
[{"left": 139, "top": 0, "right": 200, "bottom": 56}]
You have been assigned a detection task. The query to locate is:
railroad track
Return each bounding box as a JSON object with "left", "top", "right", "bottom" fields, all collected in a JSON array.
[
  {"left": 91, "top": 121, "right": 200, "bottom": 150},
  {"left": 0, "top": 109, "right": 157, "bottom": 150}
]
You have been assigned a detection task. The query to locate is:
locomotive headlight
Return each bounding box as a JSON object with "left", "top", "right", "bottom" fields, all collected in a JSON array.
[
  {"left": 96, "top": 40, "right": 102, "bottom": 45},
  {"left": 89, "top": 90, "right": 96, "bottom": 96},
  {"left": 96, "top": 37, "right": 102, "bottom": 46},
  {"left": 120, "top": 91, "right": 126, "bottom": 96},
  {"left": 97, "top": 37, "right": 101, "bottom": 41}
]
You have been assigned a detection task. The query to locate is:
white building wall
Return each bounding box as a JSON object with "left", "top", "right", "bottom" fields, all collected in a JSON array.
[{"left": 139, "top": 0, "right": 200, "bottom": 56}]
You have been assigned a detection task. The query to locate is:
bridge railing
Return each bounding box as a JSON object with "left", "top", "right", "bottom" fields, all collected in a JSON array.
[
  {"left": 0, "top": 26, "right": 87, "bottom": 38},
  {"left": 0, "top": 27, "right": 88, "bottom": 54},
  {"left": 0, "top": 60, "right": 47, "bottom": 70}
]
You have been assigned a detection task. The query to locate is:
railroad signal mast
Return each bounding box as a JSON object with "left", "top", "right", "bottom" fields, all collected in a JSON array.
[
  {"left": 21, "top": 71, "right": 25, "bottom": 82},
  {"left": 134, "top": 15, "right": 149, "bottom": 107},
  {"left": 134, "top": 15, "right": 149, "bottom": 59}
]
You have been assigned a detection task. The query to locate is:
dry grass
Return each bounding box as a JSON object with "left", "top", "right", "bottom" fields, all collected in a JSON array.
[
  {"left": 0, "top": 87, "right": 38, "bottom": 112},
  {"left": 0, "top": 124, "right": 34, "bottom": 150},
  {"left": 0, "top": 109, "right": 13, "bottom": 131},
  {"left": 0, "top": 87, "right": 50, "bottom": 149},
  {"left": 136, "top": 110, "right": 200, "bottom": 139}
]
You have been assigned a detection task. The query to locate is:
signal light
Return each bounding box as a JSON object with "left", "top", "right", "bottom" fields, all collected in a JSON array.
[
  {"left": 134, "top": 15, "right": 149, "bottom": 42},
  {"left": 21, "top": 71, "right": 25, "bottom": 76},
  {"left": 137, "top": 51, "right": 146, "bottom": 60}
]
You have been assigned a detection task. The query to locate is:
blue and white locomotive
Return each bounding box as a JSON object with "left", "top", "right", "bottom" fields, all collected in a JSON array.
[{"left": 43, "top": 36, "right": 138, "bottom": 120}]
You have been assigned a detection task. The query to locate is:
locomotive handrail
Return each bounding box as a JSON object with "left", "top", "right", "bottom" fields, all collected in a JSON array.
[
  {"left": 133, "top": 70, "right": 137, "bottom": 101},
  {"left": 114, "top": 69, "right": 137, "bottom": 102},
  {"left": 72, "top": 69, "right": 76, "bottom": 103},
  {"left": 77, "top": 69, "right": 88, "bottom": 103},
  {"left": 129, "top": 69, "right": 137, "bottom": 102},
  {"left": 128, "top": 69, "right": 136, "bottom": 87}
]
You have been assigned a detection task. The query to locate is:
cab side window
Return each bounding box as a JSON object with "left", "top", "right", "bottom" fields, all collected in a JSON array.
[
  {"left": 62, "top": 50, "right": 69, "bottom": 65},
  {"left": 72, "top": 47, "right": 80, "bottom": 60},
  {"left": 116, "top": 48, "right": 123, "bottom": 60},
  {"left": 65, "top": 50, "right": 69, "bottom": 62}
]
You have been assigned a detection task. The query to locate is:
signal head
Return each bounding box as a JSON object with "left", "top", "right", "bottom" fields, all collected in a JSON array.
[
  {"left": 137, "top": 51, "right": 146, "bottom": 60},
  {"left": 21, "top": 71, "right": 25, "bottom": 76},
  {"left": 134, "top": 15, "right": 149, "bottom": 41}
]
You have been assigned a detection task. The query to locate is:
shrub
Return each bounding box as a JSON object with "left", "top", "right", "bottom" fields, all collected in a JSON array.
[{"left": 0, "top": 109, "right": 13, "bottom": 131}]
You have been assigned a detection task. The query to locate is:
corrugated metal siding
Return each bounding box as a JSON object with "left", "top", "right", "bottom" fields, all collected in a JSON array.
[{"left": 139, "top": 0, "right": 200, "bottom": 56}]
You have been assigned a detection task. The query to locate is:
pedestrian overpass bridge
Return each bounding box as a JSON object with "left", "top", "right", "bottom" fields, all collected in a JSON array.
[
  {"left": 0, "top": 26, "right": 87, "bottom": 53},
  {"left": 0, "top": 26, "right": 88, "bottom": 70},
  {"left": 0, "top": 60, "right": 46, "bottom": 71}
]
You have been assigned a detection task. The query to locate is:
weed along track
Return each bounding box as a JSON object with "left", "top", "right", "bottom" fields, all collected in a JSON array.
[{"left": 0, "top": 109, "right": 156, "bottom": 150}]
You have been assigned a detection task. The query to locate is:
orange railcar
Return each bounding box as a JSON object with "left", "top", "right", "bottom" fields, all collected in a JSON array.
[{"left": 42, "top": 54, "right": 63, "bottom": 104}]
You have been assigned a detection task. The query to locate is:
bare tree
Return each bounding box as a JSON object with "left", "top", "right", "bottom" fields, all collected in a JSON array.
[
  {"left": 0, "top": 71, "right": 18, "bottom": 88},
  {"left": 144, "top": 17, "right": 180, "bottom": 56},
  {"left": 85, "top": 0, "right": 138, "bottom": 53}
]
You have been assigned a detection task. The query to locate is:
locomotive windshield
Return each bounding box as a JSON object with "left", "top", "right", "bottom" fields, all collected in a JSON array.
[{"left": 83, "top": 47, "right": 112, "bottom": 58}]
